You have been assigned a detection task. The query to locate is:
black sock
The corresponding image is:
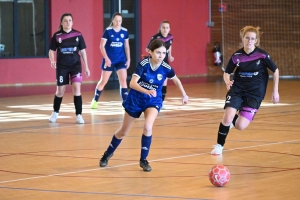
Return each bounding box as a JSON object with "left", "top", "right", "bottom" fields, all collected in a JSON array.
[
  {"left": 74, "top": 95, "right": 82, "bottom": 115},
  {"left": 162, "top": 86, "right": 167, "bottom": 101},
  {"left": 217, "top": 123, "right": 230, "bottom": 146},
  {"left": 232, "top": 114, "right": 238, "bottom": 126},
  {"left": 53, "top": 95, "right": 62, "bottom": 113}
]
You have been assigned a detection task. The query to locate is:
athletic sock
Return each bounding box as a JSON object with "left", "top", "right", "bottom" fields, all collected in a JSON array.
[
  {"left": 162, "top": 86, "right": 167, "bottom": 101},
  {"left": 94, "top": 89, "right": 102, "bottom": 101},
  {"left": 74, "top": 95, "right": 82, "bottom": 115},
  {"left": 106, "top": 135, "right": 122, "bottom": 155},
  {"left": 120, "top": 88, "right": 128, "bottom": 102},
  {"left": 217, "top": 123, "right": 230, "bottom": 146},
  {"left": 53, "top": 95, "right": 63, "bottom": 113},
  {"left": 140, "top": 135, "right": 152, "bottom": 160}
]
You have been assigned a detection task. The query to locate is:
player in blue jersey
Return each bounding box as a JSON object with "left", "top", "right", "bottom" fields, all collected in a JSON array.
[
  {"left": 211, "top": 26, "right": 280, "bottom": 155},
  {"left": 99, "top": 39, "right": 189, "bottom": 172},
  {"left": 48, "top": 13, "right": 90, "bottom": 124},
  {"left": 91, "top": 12, "right": 130, "bottom": 109},
  {"left": 146, "top": 20, "right": 174, "bottom": 109}
]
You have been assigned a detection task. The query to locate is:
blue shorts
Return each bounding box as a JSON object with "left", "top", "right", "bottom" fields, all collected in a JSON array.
[
  {"left": 123, "top": 92, "right": 162, "bottom": 118},
  {"left": 101, "top": 59, "right": 127, "bottom": 71}
]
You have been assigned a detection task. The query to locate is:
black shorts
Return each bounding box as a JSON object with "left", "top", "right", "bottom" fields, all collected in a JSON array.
[
  {"left": 224, "top": 90, "right": 262, "bottom": 110},
  {"left": 56, "top": 64, "right": 82, "bottom": 86}
]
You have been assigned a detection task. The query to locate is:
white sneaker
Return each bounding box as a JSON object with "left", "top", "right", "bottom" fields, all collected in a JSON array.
[
  {"left": 161, "top": 102, "right": 166, "bottom": 110},
  {"left": 211, "top": 144, "right": 224, "bottom": 155},
  {"left": 76, "top": 114, "right": 85, "bottom": 124},
  {"left": 49, "top": 112, "right": 59, "bottom": 123}
]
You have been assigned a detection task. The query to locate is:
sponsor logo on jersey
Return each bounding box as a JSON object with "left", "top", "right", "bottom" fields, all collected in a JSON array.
[
  {"left": 256, "top": 60, "right": 260, "bottom": 65},
  {"left": 120, "top": 34, "right": 124, "bottom": 38},
  {"left": 74, "top": 47, "right": 77, "bottom": 51},
  {"left": 139, "top": 81, "right": 158, "bottom": 90},
  {"left": 110, "top": 42, "right": 123, "bottom": 47},
  {"left": 239, "top": 71, "right": 259, "bottom": 77},
  {"left": 157, "top": 74, "right": 163, "bottom": 81}
]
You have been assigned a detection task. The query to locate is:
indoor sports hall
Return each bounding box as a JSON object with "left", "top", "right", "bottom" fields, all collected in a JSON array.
[{"left": 0, "top": 0, "right": 299, "bottom": 200}]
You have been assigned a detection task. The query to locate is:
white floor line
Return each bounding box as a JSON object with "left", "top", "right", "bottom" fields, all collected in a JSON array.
[{"left": 0, "top": 139, "right": 298, "bottom": 184}]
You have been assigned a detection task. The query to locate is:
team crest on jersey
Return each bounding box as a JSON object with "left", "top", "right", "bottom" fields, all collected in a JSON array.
[
  {"left": 58, "top": 38, "right": 62, "bottom": 43},
  {"left": 256, "top": 60, "right": 260, "bottom": 65},
  {"left": 157, "top": 74, "right": 163, "bottom": 81},
  {"left": 149, "top": 79, "right": 154, "bottom": 83},
  {"left": 76, "top": 37, "right": 79, "bottom": 42},
  {"left": 120, "top": 34, "right": 124, "bottom": 38}
]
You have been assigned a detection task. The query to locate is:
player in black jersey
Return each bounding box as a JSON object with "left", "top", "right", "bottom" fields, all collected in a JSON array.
[
  {"left": 146, "top": 20, "right": 174, "bottom": 108},
  {"left": 48, "top": 13, "right": 90, "bottom": 124},
  {"left": 211, "top": 26, "right": 280, "bottom": 155}
]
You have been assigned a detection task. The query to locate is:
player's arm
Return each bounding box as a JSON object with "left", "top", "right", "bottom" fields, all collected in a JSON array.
[
  {"left": 130, "top": 75, "right": 157, "bottom": 97},
  {"left": 48, "top": 50, "right": 56, "bottom": 68},
  {"left": 223, "top": 72, "right": 234, "bottom": 90},
  {"left": 171, "top": 76, "right": 188, "bottom": 105},
  {"left": 272, "top": 68, "right": 280, "bottom": 104},
  {"left": 79, "top": 49, "right": 90, "bottom": 77},
  {"left": 168, "top": 45, "right": 174, "bottom": 62},
  {"left": 124, "top": 39, "right": 131, "bottom": 69},
  {"left": 99, "top": 38, "right": 111, "bottom": 67}
]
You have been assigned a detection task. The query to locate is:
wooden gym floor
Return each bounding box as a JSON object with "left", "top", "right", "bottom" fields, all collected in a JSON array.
[{"left": 0, "top": 78, "right": 299, "bottom": 200}]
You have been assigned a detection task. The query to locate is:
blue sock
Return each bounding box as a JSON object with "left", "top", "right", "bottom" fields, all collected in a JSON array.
[
  {"left": 107, "top": 135, "right": 122, "bottom": 155},
  {"left": 94, "top": 89, "right": 102, "bottom": 101},
  {"left": 120, "top": 88, "right": 128, "bottom": 102},
  {"left": 140, "top": 135, "right": 152, "bottom": 160}
]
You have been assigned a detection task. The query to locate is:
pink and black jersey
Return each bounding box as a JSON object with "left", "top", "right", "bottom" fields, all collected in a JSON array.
[
  {"left": 225, "top": 47, "right": 278, "bottom": 100},
  {"left": 50, "top": 29, "right": 86, "bottom": 67},
  {"left": 147, "top": 33, "right": 173, "bottom": 63}
]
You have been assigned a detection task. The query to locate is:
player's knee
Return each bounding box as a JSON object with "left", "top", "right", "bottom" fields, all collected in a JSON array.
[
  {"left": 234, "top": 122, "right": 249, "bottom": 130},
  {"left": 143, "top": 125, "right": 152, "bottom": 135}
]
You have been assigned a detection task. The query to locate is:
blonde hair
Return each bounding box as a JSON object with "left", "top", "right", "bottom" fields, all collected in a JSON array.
[{"left": 240, "top": 26, "right": 261, "bottom": 46}]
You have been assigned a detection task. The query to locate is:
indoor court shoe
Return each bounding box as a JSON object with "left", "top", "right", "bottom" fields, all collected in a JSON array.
[
  {"left": 49, "top": 112, "right": 58, "bottom": 123},
  {"left": 91, "top": 99, "right": 98, "bottom": 109},
  {"left": 76, "top": 114, "right": 85, "bottom": 124},
  {"left": 161, "top": 102, "right": 166, "bottom": 110},
  {"left": 139, "top": 159, "right": 152, "bottom": 172},
  {"left": 99, "top": 151, "right": 113, "bottom": 167},
  {"left": 211, "top": 144, "right": 224, "bottom": 155}
]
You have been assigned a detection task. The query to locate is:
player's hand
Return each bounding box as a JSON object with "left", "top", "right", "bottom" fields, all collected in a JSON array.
[
  {"left": 104, "top": 58, "right": 112, "bottom": 67},
  {"left": 145, "top": 90, "right": 156, "bottom": 97},
  {"left": 272, "top": 91, "right": 279, "bottom": 104},
  {"left": 85, "top": 68, "right": 90, "bottom": 78},
  {"left": 50, "top": 61, "right": 56, "bottom": 68},
  {"left": 125, "top": 60, "right": 131, "bottom": 69},
  {"left": 182, "top": 94, "right": 189, "bottom": 105},
  {"left": 225, "top": 80, "right": 234, "bottom": 90}
]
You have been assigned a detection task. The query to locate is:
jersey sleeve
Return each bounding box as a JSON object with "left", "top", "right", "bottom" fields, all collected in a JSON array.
[
  {"left": 146, "top": 36, "right": 155, "bottom": 48},
  {"left": 78, "top": 35, "right": 86, "bottom": 50},
  {"left": 264, "top": 54, "right": 277, "bottom": 72},
  {"left": 102, "top": 29, "right": 109, "bottom": 40},
  {"left": 49, "top": 34, "right": 58, "bottom": 51},
  {"left": 133, "top": 63, "right": 144, "bottom": 78},
  {"left": 125, "top": 30, "right": 129, "bottom": 40},
  {"left": 167, "top": 68, "right": 176, "bottom": 79},
  {"left": 224, "top": 56, "right": 236, "bottom": 74}
]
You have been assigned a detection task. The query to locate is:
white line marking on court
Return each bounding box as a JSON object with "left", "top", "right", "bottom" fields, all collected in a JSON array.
[{"left": 0, "top": 139, "right": 298, "bottom": 184}]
